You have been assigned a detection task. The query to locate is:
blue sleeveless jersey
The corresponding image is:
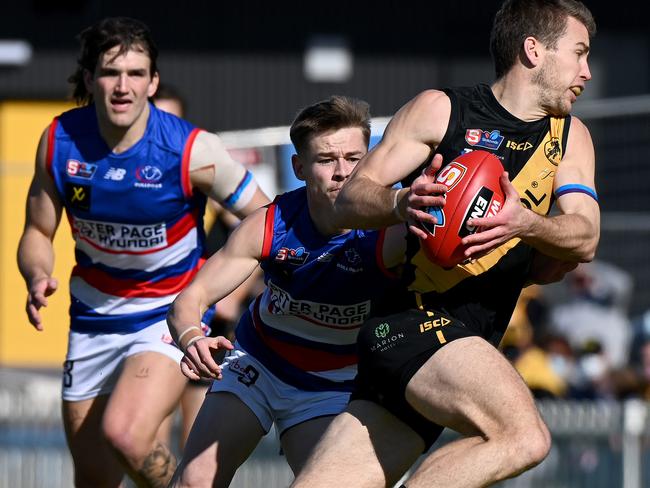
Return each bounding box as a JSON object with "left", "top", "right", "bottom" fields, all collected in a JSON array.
[
  {"left": 236, "top": 187, "right": 398, "bottom": 391},
  {"left": 47, "top": 103, "right": 207, "bottom": 333}
]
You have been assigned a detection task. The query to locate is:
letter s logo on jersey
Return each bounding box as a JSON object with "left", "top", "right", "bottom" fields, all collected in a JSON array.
[
  {"left": 275, "top": 247, "right": 309, "bottom": 265},
  {"left": 465, "top": 129, "right": 504, "bottom": 151},
  {"left": 66, "top": 159, "right": 97, "bottom": 179}
]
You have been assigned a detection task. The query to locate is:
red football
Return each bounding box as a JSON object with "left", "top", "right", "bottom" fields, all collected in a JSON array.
[{"left": 418, "top": 150, "right": 505, "bottom": 268}]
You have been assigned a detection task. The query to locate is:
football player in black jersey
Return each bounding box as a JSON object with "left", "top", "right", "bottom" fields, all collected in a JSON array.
[{"left": 292, "top": 1, "right": 599, "bottom": 487}]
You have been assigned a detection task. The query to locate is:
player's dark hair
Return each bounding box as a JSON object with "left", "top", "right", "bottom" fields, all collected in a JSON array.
[
  {"left": 290, "top": 95, "right": 371, "bottom": 156},
  {"left": 490, "top": 0, "right": 596, "bottom": 79},
  {"left": 68, "top": 17, "right": 159, "bottom": 106},
  {"left": 152, "top": 83, "right": 186, "bottom": 115}
]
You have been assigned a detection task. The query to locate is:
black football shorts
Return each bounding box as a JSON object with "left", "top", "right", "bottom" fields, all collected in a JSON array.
[{"left": 351, "top": 307, "right": 478, "bottom": 450}]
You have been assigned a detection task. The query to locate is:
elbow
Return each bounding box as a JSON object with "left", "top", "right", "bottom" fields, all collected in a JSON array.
[
  {"left": 579, "top": 248, "right": 596, "bottom": 263},
  {"left": 577, "top": 236, "right": 599, "bottom": 263},
  {"left": 575, "top": 217, "right": 600, "bottom": 263},
  {"left": 579, "top": 250, "right": 595, "bottom": 263}
]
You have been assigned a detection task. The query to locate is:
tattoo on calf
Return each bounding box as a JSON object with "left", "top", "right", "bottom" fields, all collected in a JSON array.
[{"left": 139, "top": 441, "right": 177, "bottom": 488}]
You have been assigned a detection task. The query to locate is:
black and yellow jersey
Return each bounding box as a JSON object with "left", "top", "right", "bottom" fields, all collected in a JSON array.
[{"left": 401, "top": 83, "right": 570, "bottom": 345}]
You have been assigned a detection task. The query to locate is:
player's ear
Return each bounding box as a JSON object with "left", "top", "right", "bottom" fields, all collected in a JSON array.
[
  {"left": 148, "top": 72, "right": 160, "bottom": 98},
  {"left": 83, "top": 69, "right": 94, "bottom": 94},
  {"left": 522, "top": 36, "right": 542, "bottom": 68},
  {"left": 291, "top": 154, "right": 305, "bottom": 181}
]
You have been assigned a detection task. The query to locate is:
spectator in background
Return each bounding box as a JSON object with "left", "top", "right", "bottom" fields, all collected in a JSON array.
[
  {"left": 506, "top": 261, "right": 637, "bottom": 401},
  {"left": 501, "top": 285, "right": 544, "bottom": 362},
  {"left": 635, "top": 339, "right": 650, "bottom": 400},
  {"left": 503, "top": 287, "right": 575, "bottom": 399},
  {"left": 151, "top": 83, "right": 185, "bottom": 119},
  {"left": 629, "top": 308, "right": 650, "bottom": 368},
  {"left": 623, "top": 311, "right": 650, "bottom": 400},
  {"left": 550, "top": 261, "right": 633, "bottom": 369}
]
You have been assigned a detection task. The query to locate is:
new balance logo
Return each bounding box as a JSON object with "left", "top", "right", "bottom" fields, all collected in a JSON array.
[{"left": 104, "top": 168, "right": 126, "bottom": 181}]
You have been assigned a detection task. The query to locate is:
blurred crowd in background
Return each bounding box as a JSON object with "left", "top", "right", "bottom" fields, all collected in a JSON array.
[{"left": 503, "top": 259, "right": 650, "bottom": 402}]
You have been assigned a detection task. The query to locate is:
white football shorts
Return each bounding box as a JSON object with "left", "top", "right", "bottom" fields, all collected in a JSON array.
[
  {"left": 210, "top": 343, "right": 351, "bottom": 435},
  {"left": 62, "top": 320, "right": 183, "bottom": 401}
]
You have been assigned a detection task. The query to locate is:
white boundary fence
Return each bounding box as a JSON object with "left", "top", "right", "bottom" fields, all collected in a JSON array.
[{"left": 1, "top": 369, "right": 650, "bottom": 488}]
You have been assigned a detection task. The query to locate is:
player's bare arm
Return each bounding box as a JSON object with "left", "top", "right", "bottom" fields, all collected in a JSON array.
[
  {"left": 462, "top": 117, "right": 599, "bottom": 262},
  {"left": 188, "top": 130, "right": 270, "bottom": 218},
  {"left": 167, "top": 206, "right": 267, "bottom": 380},
  {"left": 17, "top": 127, "right": 63, "bottom": 330},
  {"left": 333, "top": 90, "right": 450, "bottom": 229}
]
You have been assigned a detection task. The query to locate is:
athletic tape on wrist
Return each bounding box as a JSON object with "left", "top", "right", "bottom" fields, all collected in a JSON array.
[
  {"left": 177, "top": 326, "right": 201, "bottom": 345},
  {"left": 392, "top": 188, "right": 406, "bottom": 221},
  {"left": 184, "top": 335, "right": 205, "bottom": 351}
]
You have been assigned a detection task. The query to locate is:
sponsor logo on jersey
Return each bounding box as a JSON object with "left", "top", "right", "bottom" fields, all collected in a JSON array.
[
  {"left": 66, "top": 159, "right": 97, "bottom": 179},
  {"left": 267, "top": 281, "right": 370, "bottom": 328},
  {"left": 66, "top": 183, "right": 91, "bottom": 211},
  {"left": 465, "top": 129, "right": 504, "bottom": 150},
  {"left": 506, "top": 140, "right": 534, "bottom": 151},
  {"left": 134, "top": 165, "right": 163, "bottom": 189},
  {"left": 544, "top": 137, "right": 562, "bottom": 166},
  {"left": 458, "top": 187, "right": 502, "bottom": 238},
  {"left": 337, "top": 254, "right": 364, "bottom": 272},
  {"left": 345, "top": 248, "right": 361, "bottom": 265},
  {"left": 436, "top": 162, "right": 467, "bottom": 192},
  {"left": 104, "top": 167, "right": 126, "bottom": 181},
  {"left": 73, "top": 217, "right": 168, "bottom": 251},
  {"left": 275, "top": 246, "right": 309, "bottom": 265}
]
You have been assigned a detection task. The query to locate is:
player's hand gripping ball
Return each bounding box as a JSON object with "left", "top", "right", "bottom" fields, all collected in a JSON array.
[{"left": 419, "top": 150, "right": 505, "bottom": 268}]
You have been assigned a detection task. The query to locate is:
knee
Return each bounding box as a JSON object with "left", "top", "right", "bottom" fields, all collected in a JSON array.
[
  {"left": 506, "top": 418, "right": 551, "bottom": 471},
  {"left": 528, "top": 420, "right": 551, "bottom": 466},
  {"left": 102, "top": 417, "right": 150, "bottom": 465}
]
